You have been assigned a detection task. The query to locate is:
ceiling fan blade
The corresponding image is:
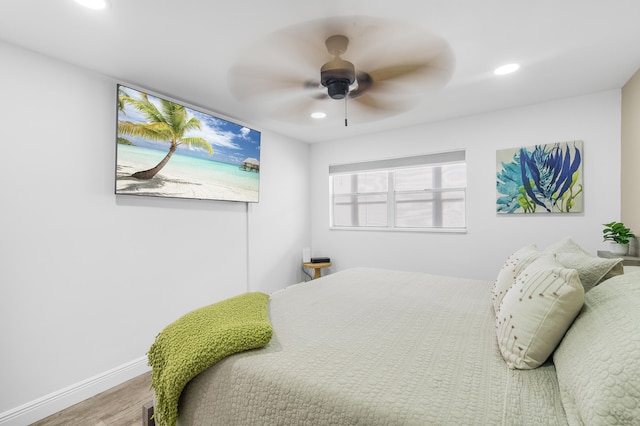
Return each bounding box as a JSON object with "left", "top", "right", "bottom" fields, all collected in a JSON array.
[
  {"left": 368, "top": 63, "right": 430, "bottom": 82},
  {"left": 353, "top": 92, "right": 418, "bottom": 114},
  {"left": 229, "top": 65, "right": 313, "bottom": 101},
  {"left": 228, "top": 23, "right": 330, "bottom": 102},
  {"left": 354, "top": 31, "right": 455, "bottom": 89},
  {"left": 303, "top": 80, "right": 330, "bottom": 99},
  {"left": 364, "top": 62, "right": 453, "bottom": 95},
  {"left": 348, "top": 71, "right": 372, "bottom": 99},
  {"left": 270, "top": 27, "right": 331, "bottom": 69}
]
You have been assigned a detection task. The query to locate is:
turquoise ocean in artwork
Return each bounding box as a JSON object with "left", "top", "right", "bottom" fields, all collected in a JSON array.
[{"left": 116, "top": 144, "right": 259, "bottom": 202}]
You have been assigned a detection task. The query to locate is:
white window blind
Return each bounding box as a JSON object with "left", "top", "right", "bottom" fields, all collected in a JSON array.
[{"left": 329, "top": 150, "right": 466, "bottom": 232}]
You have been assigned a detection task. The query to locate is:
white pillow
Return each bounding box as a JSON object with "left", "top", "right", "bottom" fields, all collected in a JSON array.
[
  {"left": 553, "top": 272, "right": 640, "bottom": 425},
  {"left": 544, "top": 237, "right": 623, "bottom": 292},
  {"left": 495, "top": 253, "right": 584, "bottom": 369},
  {"left": 491, "top": 244, "right": 542, "bottom": 312}
]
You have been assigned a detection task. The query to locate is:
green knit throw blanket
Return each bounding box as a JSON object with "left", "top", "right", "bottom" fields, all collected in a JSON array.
[{"left": 147, "top": 292, "right": 272, "bottom": 426}]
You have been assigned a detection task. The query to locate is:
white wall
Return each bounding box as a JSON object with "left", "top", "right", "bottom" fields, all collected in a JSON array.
[
  {"left": 310, "top": 91, "right": 622, "bottom": 280},
  {"left": 622, "top": 68, "right": 640, "bottom": 254},
  {"left": 0, "top": 40, "right": 310, "bottom": 422},
  {"left": 248, "top": 133, "right": 311, "bottom": 293}
]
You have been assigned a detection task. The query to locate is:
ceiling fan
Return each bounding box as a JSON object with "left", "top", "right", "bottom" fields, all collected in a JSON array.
[
  {"left": 228, "top": 16, "right": 455, "bottom": 126},
  {"left": 319, "top": 35, "right": 357, "bottom": 100}
]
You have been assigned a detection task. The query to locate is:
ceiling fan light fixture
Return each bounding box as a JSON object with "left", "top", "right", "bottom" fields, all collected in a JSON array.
[
  {"left": 321, "top": 57, "right": 356, "bottom": 100},
  {"left": 325, "top": 79, "right": 351, "bottom": 99},
  {"left": 311, "top": 111, "right": 327, "bottom": 119}
]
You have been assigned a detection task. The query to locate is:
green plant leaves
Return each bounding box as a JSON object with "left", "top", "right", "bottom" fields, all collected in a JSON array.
[{"left": 602, "top": 221, "right": 635, "bottom": 244}]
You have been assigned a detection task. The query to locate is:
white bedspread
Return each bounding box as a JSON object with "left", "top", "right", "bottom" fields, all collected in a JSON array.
[{"left": 176, "top": 268, "right": 568, "bottom": 425}]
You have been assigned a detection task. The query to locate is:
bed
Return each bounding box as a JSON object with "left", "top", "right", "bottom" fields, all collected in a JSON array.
[{"left": 151, "top": 238, "right": 640, "bottom": 426}]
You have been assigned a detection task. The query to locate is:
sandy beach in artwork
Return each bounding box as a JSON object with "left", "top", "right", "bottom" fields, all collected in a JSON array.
[{"left": 116, "top": 145, "right": 259, "bottom": 202}]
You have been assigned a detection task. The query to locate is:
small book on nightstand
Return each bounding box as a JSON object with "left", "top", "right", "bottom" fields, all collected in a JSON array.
[{"left": 310, "top": 257, "right": 331, "bottom": 263}]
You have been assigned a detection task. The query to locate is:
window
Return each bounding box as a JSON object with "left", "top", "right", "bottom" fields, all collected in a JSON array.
[{"left": 329, "top": 151, "right": 466, "bottom": 232}]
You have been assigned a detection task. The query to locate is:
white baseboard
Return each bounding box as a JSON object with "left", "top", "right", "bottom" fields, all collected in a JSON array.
[{"left": 0, "top": 356, "right": 151, "bottom": 426}]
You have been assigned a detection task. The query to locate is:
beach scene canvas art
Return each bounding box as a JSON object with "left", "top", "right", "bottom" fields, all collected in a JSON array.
[
  {"left": 116, "top": 84, "right": 261, "bottom": 202},
  {"left": 496, "top": 140, "right": 583, "bottom": 214}
]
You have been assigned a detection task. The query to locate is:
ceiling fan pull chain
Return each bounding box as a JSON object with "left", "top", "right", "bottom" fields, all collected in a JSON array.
[{"left": 344, "top": 96, "right": 348, "bottom": 127}]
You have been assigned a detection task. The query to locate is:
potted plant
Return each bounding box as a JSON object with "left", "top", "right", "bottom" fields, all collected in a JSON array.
[{"left": 603, "top": 221, "right": 635, "bottom": 255}]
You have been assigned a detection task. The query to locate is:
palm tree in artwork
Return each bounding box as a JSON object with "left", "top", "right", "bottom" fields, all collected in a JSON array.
[
  {"left": 118, "top": 90, "right": 213, "bottom": 180},
  {"left": 117, "top": 86, "right": 128, "bottom": 114}
]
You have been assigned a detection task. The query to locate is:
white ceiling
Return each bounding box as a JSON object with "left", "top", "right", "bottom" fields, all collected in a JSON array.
[{"left": 2, "top": 0, "right": 640, "bottom": 143}]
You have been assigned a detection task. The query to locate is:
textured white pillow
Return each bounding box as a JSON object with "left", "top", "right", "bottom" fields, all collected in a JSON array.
[
  {"left": 491, "top": 244, "right": 542, "bottom": 312},
  {"left": 496, "top": 254, "right": 584, "bottom": 369},
  {"left": 553, "top": 272, "right": 640, "bottom": 425},
  {"left": 544, "top": 237, "right": 623, "bottom": 292}
]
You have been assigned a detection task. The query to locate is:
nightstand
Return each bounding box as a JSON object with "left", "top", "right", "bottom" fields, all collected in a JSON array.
[
  {"left": 303, "top": 262, "right": 332, "bottom": 280},
  {"left": 597, "top": 251, "right": 640, "bottom": 266}
]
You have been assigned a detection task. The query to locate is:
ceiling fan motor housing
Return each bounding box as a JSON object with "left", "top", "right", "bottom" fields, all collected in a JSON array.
[{"left": 321, "top": 57, "right": 356, "bottom": 99}]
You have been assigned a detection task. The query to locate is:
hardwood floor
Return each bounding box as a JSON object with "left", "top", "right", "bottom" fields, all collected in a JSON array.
[{"left": 31, "top": 372, "right": 153, "bottom": 426}]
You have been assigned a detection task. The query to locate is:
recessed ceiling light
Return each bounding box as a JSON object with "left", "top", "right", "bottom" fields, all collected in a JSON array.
[
  {"left": 310, "top": 112, "right": 327, "bottom": 119},
  {"left": 494, "top": 63, "right": 520, "bottom": 76},
  {"left": 74, "top": 0, "right": 110, "bottom": 10}
]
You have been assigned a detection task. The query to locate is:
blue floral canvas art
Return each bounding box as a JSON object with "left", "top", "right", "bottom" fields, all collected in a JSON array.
[{"left": 496, "top": 140, "right": 583, "bottom": 214}]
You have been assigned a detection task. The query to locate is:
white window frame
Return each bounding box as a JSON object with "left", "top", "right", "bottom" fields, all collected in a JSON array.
[{"left": 329, "top": 150, "right": 467, "bottom": 233}]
